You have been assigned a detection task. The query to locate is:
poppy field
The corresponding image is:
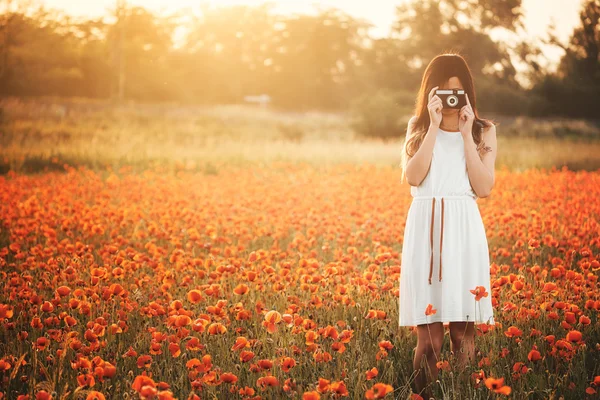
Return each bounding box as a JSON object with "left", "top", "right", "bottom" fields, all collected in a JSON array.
[{"left": 0, "top": 162, "right": 599, "bottom": 399}]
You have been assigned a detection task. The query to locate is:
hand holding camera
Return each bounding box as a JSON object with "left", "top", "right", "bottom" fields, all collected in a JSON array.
[
  {"left": 458, "top": 92, "right": 474, "bottom": 136},
  {"left": 429, "top": 87, "right": 475, "bottom": 136},
  {"left": 427, "top": 86, "right": 443, "bottom": 127}
]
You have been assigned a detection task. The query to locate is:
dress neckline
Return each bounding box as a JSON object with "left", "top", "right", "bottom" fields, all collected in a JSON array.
[{"left": 439, "top": 127, "right": 461, "bottom": 134}]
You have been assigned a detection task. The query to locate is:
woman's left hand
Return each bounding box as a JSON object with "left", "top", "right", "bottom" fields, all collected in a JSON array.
[{"left": 459, "top": 92, "right": 475, "bottom": 137}]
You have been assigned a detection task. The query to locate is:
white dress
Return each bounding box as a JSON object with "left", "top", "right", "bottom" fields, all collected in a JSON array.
[{"left": 398, "top": 127, "right": 496, "bottom": 327}]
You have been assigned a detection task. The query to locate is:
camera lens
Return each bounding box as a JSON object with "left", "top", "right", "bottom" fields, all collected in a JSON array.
[{"left": 447, "top": 95, "right": 458, "bottom": 106}]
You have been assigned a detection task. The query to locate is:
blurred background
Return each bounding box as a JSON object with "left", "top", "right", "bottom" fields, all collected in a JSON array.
[{"left": 1, "top": 0, "right": 599, "bottom": 173}]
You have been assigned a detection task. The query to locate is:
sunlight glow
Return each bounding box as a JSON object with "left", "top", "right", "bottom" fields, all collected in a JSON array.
[{"left": 42, "top": 0, "right": 583, "bottom": 43}]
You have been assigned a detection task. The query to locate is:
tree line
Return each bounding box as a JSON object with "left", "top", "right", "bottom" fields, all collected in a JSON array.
[{"left": 0, "top": 0, "right": 598, "bottom": 117}]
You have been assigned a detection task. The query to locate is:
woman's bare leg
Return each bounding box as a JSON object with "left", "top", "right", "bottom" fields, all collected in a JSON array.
[
  {"left": 449, "top": 321, "right": 475, "bottom": 368},
  {"left": 413, "top": 322, "right": 444, "bottom": 397}
]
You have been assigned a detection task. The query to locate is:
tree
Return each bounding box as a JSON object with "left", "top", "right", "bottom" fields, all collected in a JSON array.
[
  {"left": 182, "top": 3, "right": 277, "bottom": 104},
  {"left": 105, "top": 5, "right": 177, "bottom": 101},
  {"left": 0, "top": 7, "right": 86, "bottom": 96},
  {"left": 390, "top": 0, "right": 523, "bottom": 87},
  {"left": 265, "top": 8, "right": 371, "bottom": 109},
  {"left": 181, "top": 4, "right": 371, "bottom": 109},
  {"left": 554, "top": 0, "right": 599, "bottom": 84},
  {"left": 529, "top": 0, "right": 600, "bottom": 118}
]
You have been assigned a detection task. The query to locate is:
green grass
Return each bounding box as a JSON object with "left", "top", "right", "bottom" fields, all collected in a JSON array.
[{"left": 1, "top": 97, "right": 600, "bottom": 174}]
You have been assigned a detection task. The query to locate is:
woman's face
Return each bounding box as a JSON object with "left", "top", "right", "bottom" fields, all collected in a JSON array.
[{"left": 440, "top": 76, "right": 463, "bottom": 115}]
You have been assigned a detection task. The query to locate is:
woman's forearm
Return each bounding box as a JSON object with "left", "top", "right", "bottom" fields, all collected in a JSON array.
[
  {"left": 463, "top": 135, "right": 493, "bottom": 197},
  {"left": 405, "top": 124, "right": 439, "bottom": 186}
]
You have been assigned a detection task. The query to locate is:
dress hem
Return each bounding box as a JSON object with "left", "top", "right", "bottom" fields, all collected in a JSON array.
[{"left": 399, "top": 314, "right": 496, "bottom": 327}]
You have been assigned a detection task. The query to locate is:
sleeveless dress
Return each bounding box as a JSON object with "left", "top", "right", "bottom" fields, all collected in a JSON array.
[{"left": 398, "top": 127, "right": 496, "bottom": 327}]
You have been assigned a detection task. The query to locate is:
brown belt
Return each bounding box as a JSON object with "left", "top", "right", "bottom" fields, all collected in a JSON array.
[
  {"left": 412, "top": 195, "right": 477, "bottom": 285},
  {"left": 429, "top": 197, "right": 444, "bottom": 285}
]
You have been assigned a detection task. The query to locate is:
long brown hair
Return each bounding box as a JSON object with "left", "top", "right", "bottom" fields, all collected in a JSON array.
[{"left": 400, "top": 52, "right": 496, "bottom": 184}]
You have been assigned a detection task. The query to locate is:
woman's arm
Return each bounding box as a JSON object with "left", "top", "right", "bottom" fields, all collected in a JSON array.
[
  {"left": 464, "top": 124, "right": 497, "bottom": 198},
  {"left": 405, "top": 117, "right": 439, "bottom": 187}
]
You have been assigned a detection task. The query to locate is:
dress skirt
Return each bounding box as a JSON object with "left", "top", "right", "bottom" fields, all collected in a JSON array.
[{"left": 398, "top": 194, "right": 496, "bottom": 327}]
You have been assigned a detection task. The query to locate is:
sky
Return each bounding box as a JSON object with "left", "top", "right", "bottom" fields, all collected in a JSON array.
[{"left": 41, "top": 0, "right": 585, "bottom": 83}]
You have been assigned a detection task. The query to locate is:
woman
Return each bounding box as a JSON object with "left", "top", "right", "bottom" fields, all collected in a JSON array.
[{"left": 398, "top": 52, "right": 497, "bottom": 397}]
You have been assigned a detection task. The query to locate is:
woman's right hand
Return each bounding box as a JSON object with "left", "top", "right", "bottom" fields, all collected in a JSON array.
[{"left": 427, "top": 86, "right": 442, "bottom": 128}]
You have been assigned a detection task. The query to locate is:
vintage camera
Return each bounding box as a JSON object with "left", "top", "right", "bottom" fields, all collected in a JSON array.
[{"left": 435, "top": 89, "right": 466, "bottom": 109}]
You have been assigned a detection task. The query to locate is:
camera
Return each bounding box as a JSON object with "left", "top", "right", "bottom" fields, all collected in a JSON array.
[{"left": 435, "top": 89, "right": 466, "bottom": 109}]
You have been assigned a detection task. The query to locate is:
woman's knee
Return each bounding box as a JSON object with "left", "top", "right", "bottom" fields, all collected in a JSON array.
[
  {"left": 450, "top": 322, "right": 474, "bottom": 345},
  {"left": 417, "top": 331, "right": 443, "bottom": 355},
  {"left": 428, "top": 336, "right": 444, "bottom": 354}
]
